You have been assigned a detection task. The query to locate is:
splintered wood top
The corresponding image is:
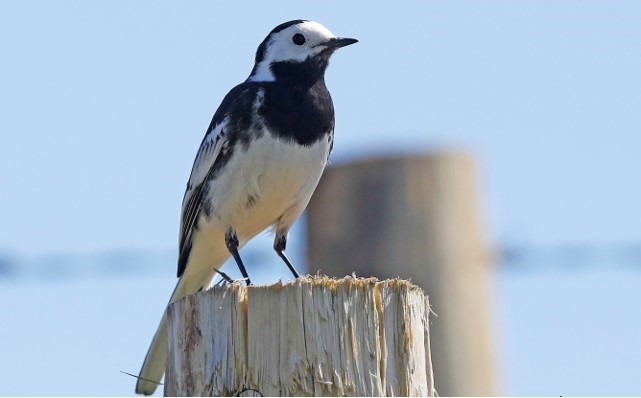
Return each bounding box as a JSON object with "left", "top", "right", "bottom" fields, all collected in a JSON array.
[{"left": 165, "top": 275, "right": 435, "bottom": 397}]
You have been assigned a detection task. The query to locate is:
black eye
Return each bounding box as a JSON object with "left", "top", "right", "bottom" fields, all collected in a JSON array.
[{"left": 292, "top": 33, "right": 306, "bottom": 46}]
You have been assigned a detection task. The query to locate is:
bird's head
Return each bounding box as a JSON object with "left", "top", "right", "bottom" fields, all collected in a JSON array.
[{"left": 248, "top": 20, "right": 357, "bottom": 83}]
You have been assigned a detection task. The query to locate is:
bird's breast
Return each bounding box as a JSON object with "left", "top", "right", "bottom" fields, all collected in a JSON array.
[{"left": 204, "top": 130, "right": 331, "bottom": 239}]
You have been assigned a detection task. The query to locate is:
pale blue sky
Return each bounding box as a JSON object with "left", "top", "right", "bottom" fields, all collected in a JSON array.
[
  {"left": 2, "top": 2, "right": 641, "bottom": 396},
  {"left": 2, "top": 1, "right": 641, "bottom": 255}
]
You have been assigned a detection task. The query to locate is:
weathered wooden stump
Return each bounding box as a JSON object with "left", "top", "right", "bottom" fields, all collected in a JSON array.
[{"left": 164, "top": 276, "right": 435, "bottom": 397}]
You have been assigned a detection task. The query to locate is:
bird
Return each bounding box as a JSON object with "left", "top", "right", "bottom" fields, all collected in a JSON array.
[{"left": 135, "top": 20, "right": 357, "bottom": 395}]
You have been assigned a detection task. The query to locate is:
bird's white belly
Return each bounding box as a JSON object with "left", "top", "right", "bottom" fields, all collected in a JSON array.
[{"left": 205, "top": 132, "right": 330, "bottom": 241}]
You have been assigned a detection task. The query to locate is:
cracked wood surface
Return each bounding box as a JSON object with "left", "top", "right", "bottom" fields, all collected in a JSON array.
[{"left": 165, "top": 275, "right": 435, "bottom": 397}]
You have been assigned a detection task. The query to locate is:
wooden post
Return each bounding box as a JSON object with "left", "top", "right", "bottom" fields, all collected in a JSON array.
[
  {"left": 164, "top": 276, "right": 435, "bottom": 397},
  {"left": 306, "top": 153, "right": 496, "bottom": 396}
]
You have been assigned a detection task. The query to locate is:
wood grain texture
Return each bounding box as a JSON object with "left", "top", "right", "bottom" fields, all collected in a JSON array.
[{"left": 164, "top": 276, "right": 435, "bottom": 397}]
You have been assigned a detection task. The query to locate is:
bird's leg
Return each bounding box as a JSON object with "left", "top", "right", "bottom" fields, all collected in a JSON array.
[
  {"left": 274, "top": 233, "right": 301, "bottom": 278},
  {"left": 225, "top": 229, "right": 252, "bottom": 286},
  {"left": 213, "top": 269, "right": 234, "bottom": 287}
]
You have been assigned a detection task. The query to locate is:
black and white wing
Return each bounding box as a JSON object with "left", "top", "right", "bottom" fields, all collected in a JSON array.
[
  {"left": 176, "top": 83, "right": 260, "bottom": 277},
  {"left": 176, "top": 118, "right": 229, "bottom": 277}
]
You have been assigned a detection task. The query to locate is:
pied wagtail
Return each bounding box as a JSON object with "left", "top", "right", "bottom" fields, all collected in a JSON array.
[{"left": 135, "top": 20, "right": 357, "bottom": 395}]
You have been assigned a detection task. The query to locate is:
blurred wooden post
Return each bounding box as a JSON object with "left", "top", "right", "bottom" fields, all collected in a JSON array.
[
  {"left": 164, "top": 276, "right": 435, "bottom": 397},
  {"left": 307, "top": 153, "right": 496, "bottom": 396}
]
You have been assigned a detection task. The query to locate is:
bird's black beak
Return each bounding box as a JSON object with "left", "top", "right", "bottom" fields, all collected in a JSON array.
[{"left": 326, "top": 37, "right": 358, "bottom": 49}]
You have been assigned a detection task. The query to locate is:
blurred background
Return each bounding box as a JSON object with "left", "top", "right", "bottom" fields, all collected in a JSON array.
[{"left": 1, "top": 1, "right": 640, "bottom": 395}]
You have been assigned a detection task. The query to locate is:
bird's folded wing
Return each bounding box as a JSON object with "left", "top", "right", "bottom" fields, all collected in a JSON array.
[{"left": 177, "top": 120, "right": 228, "bottom": 277}]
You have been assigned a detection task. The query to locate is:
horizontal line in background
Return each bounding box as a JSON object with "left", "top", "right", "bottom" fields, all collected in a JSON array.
[
  {"left": 498, "top": 242, "right": 641, "bottom": 270},
  {"left": 0, "top": 247, "right": 277, "bottom": 282},
  {"left": 1, "top": 243, "right": 640, "bottom": 282}
]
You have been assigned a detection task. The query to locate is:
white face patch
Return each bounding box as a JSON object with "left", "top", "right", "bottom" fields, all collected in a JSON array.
[{"left": 249, "top": 21, "right": 337, "bottom": 82}]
